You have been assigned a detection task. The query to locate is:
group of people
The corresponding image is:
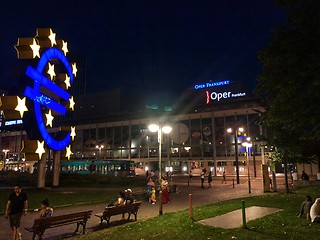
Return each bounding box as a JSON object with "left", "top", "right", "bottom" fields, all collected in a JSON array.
[
  {"left": 5, "top": 185, "right": 53, "bottom": 240},
  {"left": 109, "top": 188, "right": 135, "bottom": 207},
  {"left": 298, "top": 195, "right": 320, "bottom": 223},
  {"left": 200, "top": 169, "right": 218, "bottom": 188},
  {"left": 191, "top": 168, "right": 227, "bottom": 189},
  {"left": 146, "top": 176, "right": 170, "bottom": 204}
]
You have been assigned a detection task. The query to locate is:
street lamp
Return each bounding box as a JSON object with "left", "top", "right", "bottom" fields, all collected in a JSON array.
[
  {"left": 2, "top": 149, "right": 9, "bottom": 170},
  {"left": 96, "top": 144, "right": 104, "bottom": 159},
  {"left": 227, "top": 127, "right": 244, "bottom": 184},
  {"left": 242, "top": 139, "right": 252, "bottom": 193},
  {"left": 148, "top": 123, "right": 172, "bottom": 216}
]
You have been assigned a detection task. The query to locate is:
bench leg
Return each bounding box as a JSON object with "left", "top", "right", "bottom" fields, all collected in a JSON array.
[
  {"left": 82, "top": 222, "right": 87, "bottom": 234},
  {"left": 74, "top": 221, "right": 87, "bottom": 234},
  {"left": 75, "top": 222, "right": 80, "bottom": 234}
]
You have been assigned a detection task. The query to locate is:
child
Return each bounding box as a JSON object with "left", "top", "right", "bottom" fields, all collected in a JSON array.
[{"left": 150, "top": 187, "right": 156, "bottom": 204}]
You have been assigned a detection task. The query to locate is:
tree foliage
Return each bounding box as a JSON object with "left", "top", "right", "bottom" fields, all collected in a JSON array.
[{"left": 256, "top": 0, "right": 320, "bottom": 160}]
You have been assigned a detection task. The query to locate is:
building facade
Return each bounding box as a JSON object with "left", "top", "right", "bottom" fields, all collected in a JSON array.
[
  {"left": 73, "top": 99, "right": 265, "bottom": 177},
  {"left": 1, "top": 80, "right": 318, "bottom": 178}
]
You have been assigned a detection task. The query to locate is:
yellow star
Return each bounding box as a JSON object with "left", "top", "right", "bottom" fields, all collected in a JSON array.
[
  {"left": 69, "top": 96, "right": 75, "bottom": 111},
  {"left": 48, "top": 29, "right": 56, "bottom": 47},
  {"left": 35, "top": 140, "right": 46, "bottom": 160},
  {"left": 64, "top": 75, "right": 71, "bottom": 89},
  {"left": 15, "top": 96, "right": 28, "bottom": 118},
  {"left": 70, "top": 126, "right": 76, "bottom": 141},
  {"left": 30, "top": 38, "right": 40, "bottom": 58},
  {"left": 47, "top": 63, "right": 56, "bottom": 80},
  {"left": 62, "top": 40, "right": 68, "bottom": 55},
  {"left": 72, "top": 63, "right": 77, "bottom": 77},
  {"left": 65, "top": 145, "right": 72, "bottom": 160},
  {"left": 45, "top": 109, "right": 54, "bottom": 127}
]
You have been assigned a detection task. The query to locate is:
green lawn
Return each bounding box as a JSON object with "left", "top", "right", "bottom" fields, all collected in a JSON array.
[
  {"left": 0, "top": 172, "right": 147, "bottom": 213},
  {"left": 69, "top": 185, "right": 320, "bottom": 240},
  {"left": 0, "top": 188, "right": 120, "bottom": 213}
]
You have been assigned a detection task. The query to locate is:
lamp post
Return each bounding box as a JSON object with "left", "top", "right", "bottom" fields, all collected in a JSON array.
[
  {"left": 242, "top": 139, "right": 252, "bottom": 193},
  {"left": 148, "top": 123, "right": 172, "bottom": 216},
  {"left": 95, "top": 144, "right": 104, "bottom": 159},
  {"left": 227, "top": 127, "right": 243, "bottom": 184},
  {"left": 2, "top": 149, "right": 9, "bottom": 171}
]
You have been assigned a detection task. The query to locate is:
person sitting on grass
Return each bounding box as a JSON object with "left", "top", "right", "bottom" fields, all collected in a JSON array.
[
  {"left": 310, "top": 198, "right": 320, "bottom": 223},
  {"left": 298, "top": 195, "right": 312, "bottom": 221}
]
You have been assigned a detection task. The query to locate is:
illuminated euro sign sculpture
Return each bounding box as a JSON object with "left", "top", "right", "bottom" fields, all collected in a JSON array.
[{"left": 15, "top": 28, "right": 77, "bottom": 160}]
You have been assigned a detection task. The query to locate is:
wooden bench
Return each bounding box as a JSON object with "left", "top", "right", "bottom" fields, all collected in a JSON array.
[
  {"left": 25, "top": 209, "right": 93, "bottom": 240},
  {"left": 95, "top": 201, "right": 141, "bottom": 225}
]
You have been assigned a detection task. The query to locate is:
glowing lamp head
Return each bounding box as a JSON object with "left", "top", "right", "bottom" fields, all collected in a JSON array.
[
  {"left": 162, "top": 125, "right": 172, "bottom": 134},
  {"left": 148, "top": 124, "right": 159, "bottom": 133}
]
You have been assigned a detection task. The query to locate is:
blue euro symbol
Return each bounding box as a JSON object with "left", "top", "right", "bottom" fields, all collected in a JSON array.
[{"left": 24, "top": 48, "right": 74, "bottom": 150}]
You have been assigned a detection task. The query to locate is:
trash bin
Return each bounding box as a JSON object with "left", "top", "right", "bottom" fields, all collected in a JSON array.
[
  {"left": 292, "top": 172, "right": 298, "bottom": 181},
  {"left": 317, "top": 173, "right": 320, "bottom": 181}
]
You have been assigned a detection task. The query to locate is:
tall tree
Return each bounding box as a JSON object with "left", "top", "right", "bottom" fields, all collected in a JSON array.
[{"left": 256, "top": 0, "right": 320, "bottom": 161}]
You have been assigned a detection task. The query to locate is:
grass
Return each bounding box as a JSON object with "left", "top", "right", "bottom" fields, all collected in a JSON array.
[
  {"left": 0, "top": 171, "right": 147, "bottom": 213},
  {"left": 0, "top": 188, "right": 119, "bottom": 213},
  {"left": 69, "top": 185, "right": 320, "bottom": 240}
]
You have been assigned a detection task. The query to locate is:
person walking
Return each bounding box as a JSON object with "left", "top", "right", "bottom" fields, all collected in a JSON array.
[
  {"left": 5, "top": 185, "right": 28, "bottom": 240},
  {"left": 200, "top": 169, "right": 205, "bottom": 188},
  {"left": 208, "top": 171, "right": 213, "bottom": 188},
  {"left": 188, "top": 170, "right": 193, "bottom": 183},
  {"left": 161, "top": 177, "right": 170, "bottom": 204},
  {"left": 222, "top": 171, "right": 227, "bottom": 184}
]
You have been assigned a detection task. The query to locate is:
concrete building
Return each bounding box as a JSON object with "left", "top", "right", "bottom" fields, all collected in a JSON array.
[{"left": 0, "top": 80, "right": 318, "bottom": 179}]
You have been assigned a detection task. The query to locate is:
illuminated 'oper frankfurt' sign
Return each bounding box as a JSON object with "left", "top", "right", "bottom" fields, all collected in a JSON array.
[{"left": 15, "top": 28, "right": 77, "bottom": 154}]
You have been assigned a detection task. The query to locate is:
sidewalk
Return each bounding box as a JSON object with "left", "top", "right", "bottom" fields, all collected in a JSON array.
[
  {"left": 0, "top": 177, "right": 284, "bottom": 240},
  {"left": 198, "top": 206, "right": 283, "bottom": 228}
]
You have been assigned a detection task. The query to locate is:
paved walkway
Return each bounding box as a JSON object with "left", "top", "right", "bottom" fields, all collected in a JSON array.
[
  {"left": 198, "top": 206, "right": 283, "bottom": 228},
  {"left": 0, "top": 176, "right": 286, "bottom": 240}
]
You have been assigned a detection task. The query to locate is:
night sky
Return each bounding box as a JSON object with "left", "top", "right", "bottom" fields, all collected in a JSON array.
[{"left": 0, "top": 0, "right": 284, "bottom": 105}]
